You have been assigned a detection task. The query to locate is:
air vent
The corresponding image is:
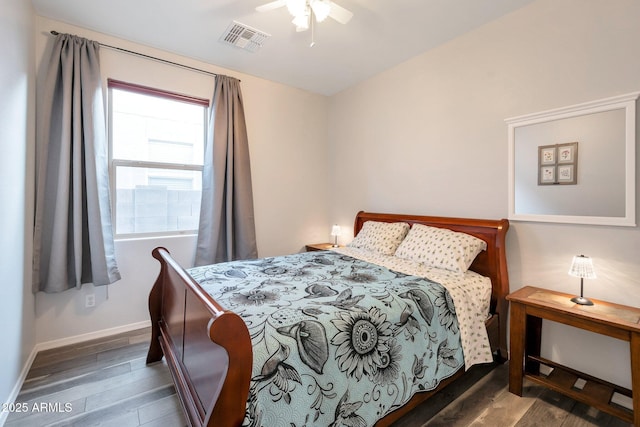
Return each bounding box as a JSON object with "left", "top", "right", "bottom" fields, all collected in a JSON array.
[{"left": 220, "top": 21, "right": 270, "bottom": 52}]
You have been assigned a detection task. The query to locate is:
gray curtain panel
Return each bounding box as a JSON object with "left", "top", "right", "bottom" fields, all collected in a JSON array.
[
  {"left": 195, "top": 76, "right": 258, "bottom": 265},
  {"left": 33, "top": 33, "right": 120, "bottom": 293}
]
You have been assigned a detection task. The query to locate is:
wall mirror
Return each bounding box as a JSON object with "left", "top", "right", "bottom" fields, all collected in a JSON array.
[{"left": 507, "top": 92, "right": 638, "bottom": 226}]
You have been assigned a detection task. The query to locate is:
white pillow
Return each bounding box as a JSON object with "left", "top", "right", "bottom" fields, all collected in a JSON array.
[
  {"left": 394, "top": 224, "right": 487, "bottom": 273},
  {"left": 347, "top": 221, "right": 410, "bottom": 255}
]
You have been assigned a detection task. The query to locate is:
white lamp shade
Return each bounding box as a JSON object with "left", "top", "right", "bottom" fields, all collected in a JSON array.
[
  {"left": 568, "top": 255, "right": 596, "bottom": 279},
  {"left": 311, "top": 0, "right": 331, "bottom": 22},
  {"left": 286, "top": 0, "right": 307, "bottom": 17},
  {"left": 331, "top": 225, "right": 341, "bottom": 237},
  {"left": 292, "top": 9, "right": 310, "bottom": 31}
]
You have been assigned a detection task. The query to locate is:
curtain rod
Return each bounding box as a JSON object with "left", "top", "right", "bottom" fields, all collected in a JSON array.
[{"left": 50, "top": 30, "right": 219, "bottom": 78}]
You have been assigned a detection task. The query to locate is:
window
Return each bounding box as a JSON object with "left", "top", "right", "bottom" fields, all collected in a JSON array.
[{"left": 108, "top": 80, "right": 208, "bottom": 237}]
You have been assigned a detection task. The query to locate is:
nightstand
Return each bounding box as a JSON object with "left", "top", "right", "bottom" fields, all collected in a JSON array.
[
  {"left": 305, "top": 243, "right": 340, "bottom": 252},
  {"left": 507, "top": 286, "right": 640, "bottom": 425}
]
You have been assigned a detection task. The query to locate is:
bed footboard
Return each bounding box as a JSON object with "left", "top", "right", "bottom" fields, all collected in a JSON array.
[{"left": 147, "top": 247, "right": 252, "bottom": 427}]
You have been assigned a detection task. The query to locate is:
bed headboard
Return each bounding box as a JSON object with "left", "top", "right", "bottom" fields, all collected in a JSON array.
[{"left": 353, "top": 211, "right": 510, "bottom": 315}]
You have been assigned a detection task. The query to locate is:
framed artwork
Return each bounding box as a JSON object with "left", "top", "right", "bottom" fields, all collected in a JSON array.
[
  {"left": 557, "top": 142, "right": 577, "bottom": 164},
  {"left": 539, "top": 166, "right": 555, "bottom": 184},
  {"left": 557, "top": 164, "right": 574, "bottom": 183},
  {"left": 539, "top": 146, "right": 556, "bottom": 165},
  {"left": 538, "top": 142, "right": 578, "bottom": 185}
]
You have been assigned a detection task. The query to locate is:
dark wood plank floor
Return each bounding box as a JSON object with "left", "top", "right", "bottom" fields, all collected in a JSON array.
[
  {"left": 5, "top": 328, "right": 632, "bottom": 427},
  {"left": 5, "top": 328, "right": 185, "bottom": 427}
]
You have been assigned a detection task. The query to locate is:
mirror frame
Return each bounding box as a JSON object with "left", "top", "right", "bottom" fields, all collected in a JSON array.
[{"left": 507, "top": 92, "right": 638, "bottom": 226}]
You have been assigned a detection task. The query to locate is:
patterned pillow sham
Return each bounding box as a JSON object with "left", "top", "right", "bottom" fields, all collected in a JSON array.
[
  {"left": 394, "top": 224, "right": 487, "bottom": 273},
  {"left": 347, "top": 221, "right": 410, "bottom": 255}
]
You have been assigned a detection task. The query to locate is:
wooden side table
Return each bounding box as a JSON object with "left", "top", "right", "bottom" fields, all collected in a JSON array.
[
  {"left": 305, "top": 243, "right": 340, "bottom": 252},
  {"left": 507, "top": 286, "right": 640, "bottom": 425}
]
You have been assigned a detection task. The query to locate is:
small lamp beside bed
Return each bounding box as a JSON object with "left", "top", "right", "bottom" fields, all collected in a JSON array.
[{"left": 331, "top": 224, "right": 341, "bottom": 247}]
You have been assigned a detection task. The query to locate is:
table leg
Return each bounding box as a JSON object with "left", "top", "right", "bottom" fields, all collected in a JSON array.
[
  {"left": 631, "top": 331, "right": 640, "bottom": 427},
  {"left": 509, "top": 302, "right": 526, "bottom": 396},
  {"left": 525, "top": 315, "right": 542, "bottom": 375}
]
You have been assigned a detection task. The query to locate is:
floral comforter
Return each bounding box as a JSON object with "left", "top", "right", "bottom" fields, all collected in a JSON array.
[{"left": 188, "top": 250, "right": 489, "bottom": 427}]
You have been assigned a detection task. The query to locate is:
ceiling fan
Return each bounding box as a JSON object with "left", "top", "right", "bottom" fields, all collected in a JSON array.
[{"left": 256, "top": 0, "right": 353, "bottom": 32}]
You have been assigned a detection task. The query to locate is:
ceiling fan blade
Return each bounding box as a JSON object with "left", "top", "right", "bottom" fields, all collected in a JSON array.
[
  {"left": 256, "top": 0, "right": 286, "bottom": 13},
  {"left": 328, "top": 1, "right": 353, "bottom": 24}
]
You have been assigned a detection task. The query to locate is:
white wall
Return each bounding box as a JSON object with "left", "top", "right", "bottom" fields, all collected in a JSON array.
[
  {"left": 328, "top": 0, "right": 640, "bottom": 389},
  {"left": 34, "top": 17, "right": 330, "bottom": 344},
  {"left": 0, "top": 0, "right": 36, "bottom": 416}
]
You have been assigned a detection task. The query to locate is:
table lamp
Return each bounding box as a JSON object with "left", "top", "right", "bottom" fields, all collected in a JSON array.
[
  {"left": 568, "top": 254, "right": 596, "bottom": 306},
  {"left": 331, "top": 225, "right": 341, "bottom": 247}
]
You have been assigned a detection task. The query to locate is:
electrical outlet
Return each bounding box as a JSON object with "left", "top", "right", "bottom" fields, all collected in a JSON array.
[{"left": 85, "top": 294, "right": 96, "bottom": 308}]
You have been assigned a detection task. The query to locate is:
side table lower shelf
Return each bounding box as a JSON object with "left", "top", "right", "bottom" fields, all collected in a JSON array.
[{"left": 526, "top": 356, "right": 633, "bottom": 423}]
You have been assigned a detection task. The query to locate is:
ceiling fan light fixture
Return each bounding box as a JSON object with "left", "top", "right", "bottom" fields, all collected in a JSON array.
[
  {"left": 256, "top": 0, "right": 352, "bottom": 38},
  {"left": 310, "top": 0, "right": 331, "bottom": 22}
]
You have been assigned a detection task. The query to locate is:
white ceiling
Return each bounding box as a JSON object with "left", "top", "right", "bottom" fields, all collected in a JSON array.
[{"left": 32, "top": 0, "right": 535, "bottom": 96}]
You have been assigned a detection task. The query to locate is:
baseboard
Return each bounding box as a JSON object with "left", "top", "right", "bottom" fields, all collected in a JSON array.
[
  {"left": 0, "top": 346, "right": 38, "bottom": 427},
  {"left": 1, "top": 320, "right": 151, "bottom": 426},
  {"left": 35, "top": 320, "right": 151, "bottom": 352}
]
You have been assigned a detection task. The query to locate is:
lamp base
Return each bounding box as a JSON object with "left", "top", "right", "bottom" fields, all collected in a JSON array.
[{"left": 571, "top": 296, "right": 594, "bottom": 306}]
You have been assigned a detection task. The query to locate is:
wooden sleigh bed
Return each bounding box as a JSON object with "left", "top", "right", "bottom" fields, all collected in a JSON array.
[{"left": 146, "top": 211, "right": 510, "bottom": 427}]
